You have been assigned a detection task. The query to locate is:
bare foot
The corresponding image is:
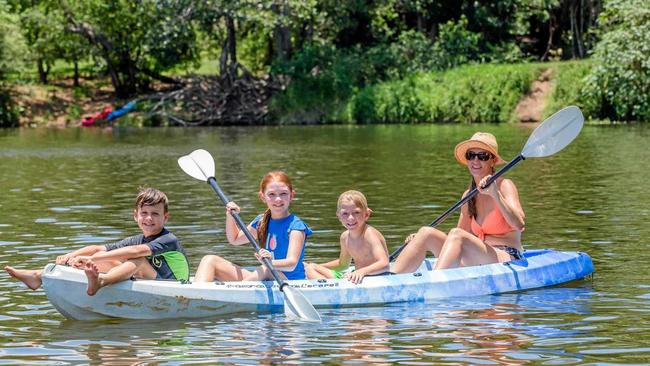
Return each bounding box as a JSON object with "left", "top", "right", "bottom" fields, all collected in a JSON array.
[
  {"left": 4, "top": 266, "right": 42, "bottom": 290},
  {"left": 84, "top": 262, "right": 103, "bottom": 296}
]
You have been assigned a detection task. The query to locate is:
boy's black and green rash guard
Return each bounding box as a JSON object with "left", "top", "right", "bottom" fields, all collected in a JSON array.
[{"left": 104, "top": 228, "right": 189, "bottom": 281}]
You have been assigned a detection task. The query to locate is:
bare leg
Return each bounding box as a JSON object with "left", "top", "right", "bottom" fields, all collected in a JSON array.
[
  {"left": 392, "top": 227, "right": 447, "bottom": 273},
  {"left": 434, "top": 228, "right": 510, "bottom": 270},
  {"left": 194, "top": 255, "right": 253, "bottom": 282},
  {"left": 243, "top": 265, "right": 273, "bottom": 281},
  {"left": 4, "top": 266, "right": 42, "bottom": 290},
  {"left": 85, "top": 258, "right": 156, "bottom": 296},
  {"left": 305, "top": 262, "right": 336, "bottom": 279},
  {"left": 92, "top": 260, "right": 122, "bottom": 273},
  {"left": 84, "top": 262, "right": 102, "bottom": 296}
]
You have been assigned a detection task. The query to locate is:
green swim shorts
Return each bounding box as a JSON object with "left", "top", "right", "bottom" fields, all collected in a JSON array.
[{"left": 331, "top": 269, "right": 344, "bottom": 279}]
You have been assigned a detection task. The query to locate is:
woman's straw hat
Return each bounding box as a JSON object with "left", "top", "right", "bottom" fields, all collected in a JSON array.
[{"left": 454, "top": 132, "right": 506, "bottom": 165}]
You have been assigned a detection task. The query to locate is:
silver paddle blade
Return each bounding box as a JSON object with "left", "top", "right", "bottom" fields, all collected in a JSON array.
[
  {"left": 283, "top": 285, "right": 321, "bottom": 322},
  {"left": 177, "top": 149, "right": 215, "bottom": 181},
  {"left": 521, "top": 106, "right": 584, "bottom": 158}
]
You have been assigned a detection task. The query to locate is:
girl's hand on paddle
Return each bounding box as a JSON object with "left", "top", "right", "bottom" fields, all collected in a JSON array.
[
  {"left": 344, "top": 271, "right": 365, "bottom": 284},
  {"left": 404, "top": 233, "right": 416, "bottom": 244},
  {"left": 255, "top": 249, "right": 272, "bottom": 263},
  {"left": 225, "top": 202, "right": 240, "bottom": 216},
  {"left": 478, "top": 175, "right": 498, "bottom": 197}
]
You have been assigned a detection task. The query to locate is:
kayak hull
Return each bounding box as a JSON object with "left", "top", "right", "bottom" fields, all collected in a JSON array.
[{"left": 42, "top": 249, "right": 594, "bottom": 320}]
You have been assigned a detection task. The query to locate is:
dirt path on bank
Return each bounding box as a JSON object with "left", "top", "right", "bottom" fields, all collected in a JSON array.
[
  {"left": 515, "top": 68, "right": 553, "bottom": 123},
  {"left": 13, "top": 78, "right": 117, "bottom": 128}
]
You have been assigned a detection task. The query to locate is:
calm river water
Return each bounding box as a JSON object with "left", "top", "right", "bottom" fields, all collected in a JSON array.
[{"left": 1, "top": 124, "right": 649, "bottom": 364}]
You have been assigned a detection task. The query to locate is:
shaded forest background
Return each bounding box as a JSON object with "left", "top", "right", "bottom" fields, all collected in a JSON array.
[{"left": 0, "top": 0, "right": 647, "bottom": 127}]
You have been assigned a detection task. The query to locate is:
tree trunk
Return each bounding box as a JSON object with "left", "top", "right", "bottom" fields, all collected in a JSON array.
[
  {"left": 63, "top": 9, "right": 176, "bottom": 98},
  {"left": 569, "top": 0, "right": 585, "bottom": 58},
  {"left": 220, "top": 14, "right": 237, "bottom": 77},
  {"left": 417, "top": 12, "right": 425, "bottom": 33},
  {"left": 272, "top": 2, "right": 292, "bottom": 62},
  {"left": 37, "top": 59, "right": 48, "bottom": 84},
  {"left": 542, "top": 16, "right": 557, "bottom": 61},
  {"left": 73, "top": 60, "right": 80, "bottom": 87}
]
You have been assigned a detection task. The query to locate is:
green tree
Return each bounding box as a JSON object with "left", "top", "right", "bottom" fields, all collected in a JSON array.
[
  {"left": 0, "top": 0, "right": 24, "bottom": 127},
  {"left": 583, "top": 0, "right": 649, "bottom": 121},
  {"left": 60, "top": 0, "right": 200, "bottom": 98},
  {"left": 18, "top": 2, "right": 64, "bottom": 84}
]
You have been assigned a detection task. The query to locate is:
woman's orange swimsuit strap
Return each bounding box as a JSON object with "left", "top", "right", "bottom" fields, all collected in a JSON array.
[{"left": 470, "top": 206, "right": 516, "bottom": 241}]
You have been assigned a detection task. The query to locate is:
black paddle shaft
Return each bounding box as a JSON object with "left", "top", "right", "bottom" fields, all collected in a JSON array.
[
  {"left": 389, "top": 155, "right": 525, "bottom": 261},
  {"left": 206, "top": 177, "right": 289, "bottom": 291}
]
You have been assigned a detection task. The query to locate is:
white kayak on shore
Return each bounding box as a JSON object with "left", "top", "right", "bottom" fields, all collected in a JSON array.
[{"left": 41, "top": 249, "right": 594, "bottom": 320}]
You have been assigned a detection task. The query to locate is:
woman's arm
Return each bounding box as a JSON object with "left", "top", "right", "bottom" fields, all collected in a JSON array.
[
  {"left": 492, "top": 179, "right": 526, "bottom": 230},
  {"left": 456, "top": 189, "right": 472, "bottom": 232}
]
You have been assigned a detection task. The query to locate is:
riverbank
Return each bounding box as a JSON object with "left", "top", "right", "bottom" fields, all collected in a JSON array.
[
  {"left": 271, "top": 60, "right": 596, "bottom": 124},
  {"left": 8, "top": 60, "right": 597, "bottom": 127}
]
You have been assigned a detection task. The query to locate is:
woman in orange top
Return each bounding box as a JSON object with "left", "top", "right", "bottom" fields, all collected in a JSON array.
[{"left": 393, "top": 132, "right": 525, "bottom": 272}]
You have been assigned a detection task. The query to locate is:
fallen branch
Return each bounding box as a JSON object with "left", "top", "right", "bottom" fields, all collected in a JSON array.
[{"left": 144, "top": 65, "right": 283, "bottom": 126}]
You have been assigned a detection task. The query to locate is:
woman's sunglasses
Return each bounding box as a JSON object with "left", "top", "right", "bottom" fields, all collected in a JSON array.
[{"left": 465, "top": 151, "right": 493, "bottom": 161}]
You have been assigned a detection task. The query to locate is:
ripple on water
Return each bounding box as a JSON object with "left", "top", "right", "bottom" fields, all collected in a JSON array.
[
  {"left": 69, "top": 235, "right": 120, "bottom": 244},
  {"left": 590, "top": 240, "right": 613, "bottom": 245},
  {"left": 34, "top": 218, "right": 57, "bottom": 224},
  {"left": 69, "top": 205, "right": 102, "bottom": 210},
  {"left": 49, "top": 207, "right": 70, "bottom": 213},
  {"left": 579, "top": 347, "right": 650, "bottom": 355}
]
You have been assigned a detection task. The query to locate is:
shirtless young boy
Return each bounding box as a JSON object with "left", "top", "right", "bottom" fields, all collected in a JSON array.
[{"left": 305, "top": 190, "right": 390, "bottom": 284}]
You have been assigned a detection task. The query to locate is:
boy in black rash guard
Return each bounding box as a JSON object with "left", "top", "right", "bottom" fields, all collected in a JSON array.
[{"left": 5, "top": 187, "right": 189, "bottom": 296}]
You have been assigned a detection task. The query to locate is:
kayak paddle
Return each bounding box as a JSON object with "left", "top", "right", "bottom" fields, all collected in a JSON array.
[
  {"left": 178, "top": 149, "right": 321, "bottom": 322},
  {"left": 389, "top": 105, "right": 584, "bottom": 261}
]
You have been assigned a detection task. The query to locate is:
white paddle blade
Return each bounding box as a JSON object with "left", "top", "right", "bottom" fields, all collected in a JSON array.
[
  {"left": 177, "top": 149, "right": 216, "bottom": 181},
  {"left": 283, "top": 286, "right": 321, "bottom": 322},
  {"left": 521, "top": 106, "right": 584, "bottom": 158}
]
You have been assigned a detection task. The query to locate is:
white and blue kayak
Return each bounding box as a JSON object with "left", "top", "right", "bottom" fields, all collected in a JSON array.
[{"left": 42, "top": 249, "right": 594, "bottom": 320}]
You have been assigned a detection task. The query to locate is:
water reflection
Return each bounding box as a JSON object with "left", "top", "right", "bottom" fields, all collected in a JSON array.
[{"left": 0, "top": 286, "right": 596, "bottom": 364}]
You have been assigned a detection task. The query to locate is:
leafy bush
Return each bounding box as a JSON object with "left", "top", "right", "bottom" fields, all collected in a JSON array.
[
  {"left": 0, "top": 2, "right": 29, "bottom": 78},
  {"left": 582, "top": 0, "right": 650, "bottom": 121},
  {"left": 348, "top": 63, "right": 538, "bottom": 124},
  {"left": 0, "top": 86, "right": 18, "bottom": 127},
  {"left": 271, "top": 15, "right": 519, "bottom": 124},
  {"left": 431, "top": 16, "right": 481, "bottom": 69},
  {"left": 270, "top": 44, "right": 363, "bottom": 123}
]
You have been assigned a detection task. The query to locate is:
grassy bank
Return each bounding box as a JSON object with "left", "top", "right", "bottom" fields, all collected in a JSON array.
[
  {"left": 272, "top": 60, "right": 601, "bottom": 125},
  {"left": 5, "top": 59, "right": 600, "bottom": 127},
  {"left": 345, "top": 63, "right": 541, "bottom": 124},
  {"left": 543, "top": 60, "right": 593, "bottom": 120}
]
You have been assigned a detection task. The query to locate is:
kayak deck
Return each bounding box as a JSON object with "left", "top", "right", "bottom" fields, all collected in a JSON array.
[{"left": 42, "top": 249, "right": 594, "bottom": 320}]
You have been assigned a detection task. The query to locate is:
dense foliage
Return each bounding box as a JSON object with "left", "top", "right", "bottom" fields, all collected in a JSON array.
[
  {"left": 0, "top": 1, "right": 20, "bottom": 126},
  {"left": 582, "top": 0, "right": 649, "bottom": 121},
  {"left": 1, "top": 0, "right": 647, "bottom": 125},
  {"left": 348, "top": 63, "right": 538, "bottom": 124}
]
